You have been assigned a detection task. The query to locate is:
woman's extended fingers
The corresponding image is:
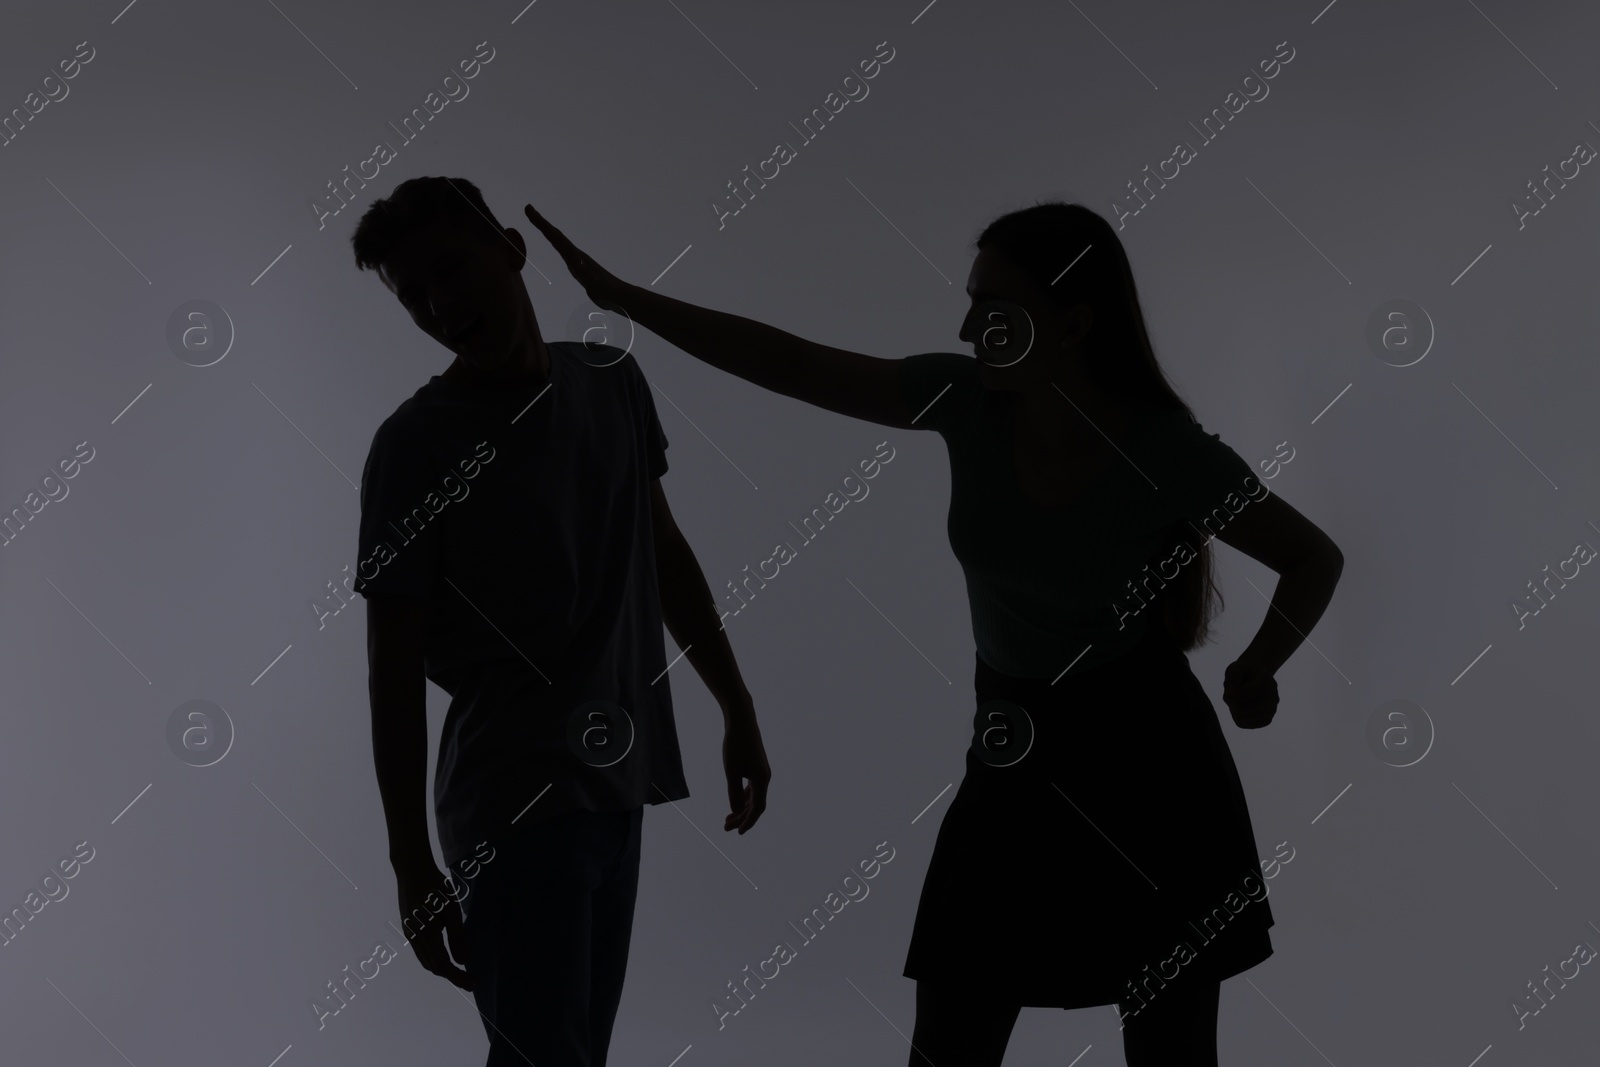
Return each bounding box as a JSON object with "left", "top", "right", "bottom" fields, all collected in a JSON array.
[
  {"left": 524, "top": 202, "right": 611, "bottom": 293},
  {"left": 523, "top": 203, "right": 580, "bottom": 261}
]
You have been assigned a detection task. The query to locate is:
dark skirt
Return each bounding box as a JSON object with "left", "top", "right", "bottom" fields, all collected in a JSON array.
[{"left": 902, "top": 622, "right": 1274, "bottom": 1009}]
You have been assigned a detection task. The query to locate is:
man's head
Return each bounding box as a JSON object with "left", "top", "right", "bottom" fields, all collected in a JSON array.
[{"left": 351, "top": 176, "right": 535, "bottom": 372}]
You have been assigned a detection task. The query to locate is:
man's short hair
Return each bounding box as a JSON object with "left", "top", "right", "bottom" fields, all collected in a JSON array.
[{"left": 350, "top": 176, "right": 507, "bottom": 282}]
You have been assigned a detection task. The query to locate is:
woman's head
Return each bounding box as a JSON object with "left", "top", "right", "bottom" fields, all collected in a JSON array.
[
  {"left": 962, "top": 200, "right": 1223, "bottom": 650},
  {"left": 961, "top": 202, "right": 1185, "bottom": 415}
]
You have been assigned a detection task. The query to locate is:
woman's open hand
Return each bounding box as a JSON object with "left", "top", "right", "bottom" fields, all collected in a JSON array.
[
  {"left": 1222, "top": 656, "right": 1279, "bottom": 729},
  {"left": 522, "top": 203, "right": 629, "bottom": 311}
]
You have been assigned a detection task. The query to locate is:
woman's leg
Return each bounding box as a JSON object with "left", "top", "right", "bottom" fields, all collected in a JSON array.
[
  {"left": 1118, "top": 978, "right": 1220, "bottom": 1067},
  {"left": 907, "top": 980, "right": 1022, "bottom": 1067}
]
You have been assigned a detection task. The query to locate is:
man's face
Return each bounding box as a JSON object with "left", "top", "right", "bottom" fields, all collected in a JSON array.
[{"left": 381, "top": 219, "right": 523, "bottom": 370}]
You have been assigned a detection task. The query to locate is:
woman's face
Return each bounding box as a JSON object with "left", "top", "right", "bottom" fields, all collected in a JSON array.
[{"left": 959, "top": 246, "right": 1092, "bottom": 391}]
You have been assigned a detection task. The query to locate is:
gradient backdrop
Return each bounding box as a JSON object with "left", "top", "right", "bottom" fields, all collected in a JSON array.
[{"left": 2, "top": 1, "right": 1598, "bottom": 1065}]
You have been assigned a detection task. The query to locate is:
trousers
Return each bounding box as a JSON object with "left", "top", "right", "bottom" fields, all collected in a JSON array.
[{"left": 457, "top": 806, "right": 644, "bottom": 1067}]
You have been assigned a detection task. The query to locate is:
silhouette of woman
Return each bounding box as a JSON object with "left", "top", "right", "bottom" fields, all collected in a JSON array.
[{"left": 522, "top": 200, "right": 1343, "bottom": 1067}]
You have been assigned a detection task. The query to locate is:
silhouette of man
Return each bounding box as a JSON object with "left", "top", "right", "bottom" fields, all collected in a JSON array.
[{"left": 349, "top": 175, "right": 771, "bottom": 1067}]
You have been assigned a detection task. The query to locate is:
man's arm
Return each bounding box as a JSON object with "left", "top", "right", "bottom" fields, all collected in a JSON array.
[
  {"left": 367, "top": 594, "right": 434, "bottom": 869},
  {"left": 365, "top": 594, "right": 472, "bottom": 988},
  {"left": 649, "top": 479, "right": 770, "bottom": 832},
  {"left": 649, "top": 478, "right": 752, "bottom": 717}
]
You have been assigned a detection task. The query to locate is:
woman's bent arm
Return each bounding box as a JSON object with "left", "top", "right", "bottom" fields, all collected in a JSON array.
[{"left": 1214, "top": 491, "right": 1344, "bottom": 675}]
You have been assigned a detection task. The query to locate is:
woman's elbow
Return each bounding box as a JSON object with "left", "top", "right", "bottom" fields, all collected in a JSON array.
[{"left": 1306, "top": 537, "right": 1344, "bottom": 582}]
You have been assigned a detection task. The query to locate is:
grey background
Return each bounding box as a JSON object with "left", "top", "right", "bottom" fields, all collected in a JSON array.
[{"left": 2, "top": 0, "right": 1598, "bottom": 1064}]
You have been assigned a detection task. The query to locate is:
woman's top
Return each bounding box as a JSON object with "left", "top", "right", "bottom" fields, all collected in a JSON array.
[{"left": 898, "top": 351, "right": 1268, "bottom": 679}]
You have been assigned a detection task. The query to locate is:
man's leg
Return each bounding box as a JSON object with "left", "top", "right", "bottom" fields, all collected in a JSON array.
[
  {"left": 460, "top": 810, "right": 635, "bottom": 1067},
  {"left": 586, "top": 807, "right": 644, "bottom": 1067}
]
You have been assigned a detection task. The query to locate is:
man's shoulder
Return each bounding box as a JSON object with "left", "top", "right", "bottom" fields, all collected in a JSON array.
[
  {"left": 554, "top": 342, "right": 655, "bottom": 420},
  {"left": 367, "top": 380, "right": 461, "bottom": 449},
  {"left": 552, "top": 340, "right": 644, "bottom": 380}
]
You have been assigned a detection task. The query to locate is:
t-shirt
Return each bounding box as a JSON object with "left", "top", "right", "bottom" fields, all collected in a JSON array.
[
  {"left": 898, "top": 351, "right": 1269, "bottom": 679},
  {"left": 353, "top": 341, "right": 690, "bottom": 867}
]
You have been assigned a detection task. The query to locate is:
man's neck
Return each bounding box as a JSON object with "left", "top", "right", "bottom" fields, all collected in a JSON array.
[{"left": 444, "top": 336, "right": 551, "bottom": 387}]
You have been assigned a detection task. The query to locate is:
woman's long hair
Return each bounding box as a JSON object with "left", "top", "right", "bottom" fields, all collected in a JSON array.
[{"left": 974, "top": 201, "right": 1222, "bottom": 651}]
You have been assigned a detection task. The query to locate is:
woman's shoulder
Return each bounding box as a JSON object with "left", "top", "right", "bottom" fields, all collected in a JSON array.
[{"left": 899, "top": 351, "right": 984, "bottom": 433}]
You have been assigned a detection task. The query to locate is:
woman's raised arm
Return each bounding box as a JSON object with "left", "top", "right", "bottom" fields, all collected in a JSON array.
[{"left": 523, "top": 203, "right": 920, "bottom": 429}]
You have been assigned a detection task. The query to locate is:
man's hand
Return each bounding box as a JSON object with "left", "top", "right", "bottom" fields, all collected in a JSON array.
[
  {"left": 721, "top": 707, "right": 770, "bottom": 834},
  {"left": 523, "top": 203, "right": 630, "bottom": 311},
  {"left": 1222, "top": 657, "right": 1279, "bottom": 729},
  {"left": 394, "top": 860, "right": 474, "bottom": 991}
]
